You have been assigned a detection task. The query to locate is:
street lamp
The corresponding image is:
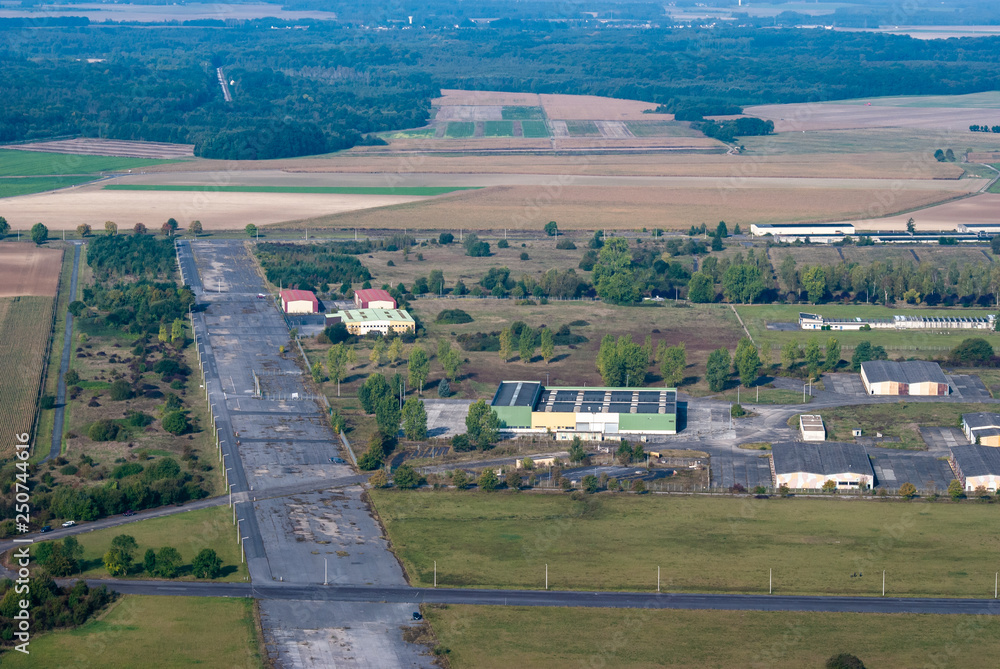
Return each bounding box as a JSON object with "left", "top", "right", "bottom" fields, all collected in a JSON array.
[
  {"left": 229, "top": 483, "right": 235, "bottom": 507},
  {"left": 236, "top": 518, "right": 244, "bottom": 544}
]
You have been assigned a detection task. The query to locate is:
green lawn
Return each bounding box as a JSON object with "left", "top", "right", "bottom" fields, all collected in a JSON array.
[
  {"left": 0, "top": 176, "right": 95, "bottom": 198},
  {"left": 0, "top": 596, "right": 262, "bottom": 668},
  {"left": 519, "top": 120, "right": 549, "bottom": 138},
  {"left": 426, "top": 604, "right": 1000, "bottom": 669},
  {"left": 712, "top": 386, "right": 811, "bottom": 405},
  {"left": 483, "top": 120, "right": 515, "bottom": 137},
  {"left": 370, "top": 490, "right": 1000, "bottom": 597},
  {"left": 989, "top": 164, "right": 1000, "bottom": 194},
  {"left": 565, "top": 120, "right": 600, "bottom": 136},
  {"left": 446, "top": 122, "right": 475, "bottom": 138},
  {"left": 501, "top": 106, "right": 544, "bottom": 120},
  {"left": 0, "top": 149, "right": 179, "bottom": 177},
  {"left": 34, "top": 505, "right": 248, "bottom": 581},
  {"left": 790, "top": 402, "right": 995, "bottom": 450},
  {"left": 736, "top": 303, "right": 999, "bottom": 358},
  {"left": 103, "top": 184, "right": 477, "bottom": 196}
]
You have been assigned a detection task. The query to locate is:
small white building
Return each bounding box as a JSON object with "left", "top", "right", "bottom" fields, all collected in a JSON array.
[
  {"left": 799, "top": 415, "right": 826, "bottom": 441},
  {"left": 771, "top": 442, "right": 873, "bottom": 490},
  {"left": 279, "top": 289, "right": 319, "bottom": 314}
]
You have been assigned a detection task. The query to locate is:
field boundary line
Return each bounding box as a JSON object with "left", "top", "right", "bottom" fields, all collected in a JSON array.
[{"left": 730, "top": 304, "right": 754, "bottom": 344}]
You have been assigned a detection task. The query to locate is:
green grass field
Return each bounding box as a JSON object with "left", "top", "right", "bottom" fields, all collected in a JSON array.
[
  {"left": 989, "top": 164, "right": 1000, "bottom": 193},
  {"left": 565, "top": 120, "right": 600, "bottom": 136},
  {"left": 501, "top": 106, "right": 544, "bottom": 120},
  {"left": 370, "top": 490, "right": 1000, "bottom": 597},
  {"left": 426, "top": 604, "right": 1000, "bottom": 669},
  {"left": 103, "top": 184, "right": 478, "bottom": 196},
  {"left": 446, "top": 122, "right": 475, "bottom": 138},
  {"left": 0, "top": 176, "right": 95, "bottom": 198},
  {"left": 383, "top": 127, "right": 436, "bottom": 139},
  {"left": 519, "top": 120, "right": 549, "bottom": 138},
  {"left": 625, "top": 120, "right": 702, "bottom": 137},
  {"left": 741, "top": 127, "right": 1000, "bottom": 155},
  {"left": 0, "top": 596, "right": 262, "bottom": 668},
  {"left": 711, "top": 386, "right": 810, "bottom": 405},
  {"left": 0, "top": 149, "right": 179, "bottom": 177},
  {"left": 483, "top": 120, "right": 515, "bottom": 137},
  {"left": 33, "top": 506, "right": 247, "bottom": 581},
  {"left": 736, "top": 304, "right": 999, "bottom": 357},
  {"left": 791, "top": 402, "right": 995, "bottom": 450}
]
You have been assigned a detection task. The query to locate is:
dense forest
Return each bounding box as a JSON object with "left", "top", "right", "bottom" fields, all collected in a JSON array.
[{"left": 2, "top": 23, "right": 1000, "bottom": 158}]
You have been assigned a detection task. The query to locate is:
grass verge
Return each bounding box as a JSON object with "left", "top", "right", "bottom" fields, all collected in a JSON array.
[
  {"left": 0, "top": 595, "right": 262, "bottom": 668},
  {"left": 370, "top": 490, "right": 1000, "bottom": 597},
  {"left": 425, "top": 604, "right": 1000, "bottom": 669},
  {"left": 0, "top": 176, "right": 96, "bottom": 198}
]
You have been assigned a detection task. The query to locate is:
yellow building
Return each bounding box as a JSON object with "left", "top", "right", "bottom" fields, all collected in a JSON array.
[{"left": 325, "top": 308, "right": 415, "bottom": 335}]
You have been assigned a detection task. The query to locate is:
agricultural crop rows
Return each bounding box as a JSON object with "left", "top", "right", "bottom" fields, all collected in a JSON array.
[{"left": 0, "top": 296, "right": 55, "bottom": 457}]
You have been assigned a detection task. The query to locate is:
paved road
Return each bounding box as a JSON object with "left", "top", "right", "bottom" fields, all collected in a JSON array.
[
  {"left": 74, "top": 579, "right": 1000, "bottom": 616},
  {"left": 44, "top": 241, "right": 81, "bottom": 462}
]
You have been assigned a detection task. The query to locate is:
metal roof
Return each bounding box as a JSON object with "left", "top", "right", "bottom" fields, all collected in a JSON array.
[
  {"left": 492, "top": 382, "right": 677, "bottom": 416},
  {"left": 492, "top": 381, "right": 542, "bottom": 408},
  {"left": 326, "top": 308, "right": 413, "bottom": 324},
  {"left": 353, "top": 288, "right": 394, "bottom": 304},
  {"left": 860, "top": 360, "right": 948, "bottom": 386},
  {"left": 951, "top": 445, "right": 1000, "bottom": 477},
  {"left": 771, "top": 442, "right": 873, "bottom": 477},
  {"left": 279, "top": 289, "right": 318, "bottom": 303},
  {"left": 799, "top": 415, "right": 825, "bottom": 432},
  {"left": 962, "top": 412, "right": 1000, "bottom": 431}
]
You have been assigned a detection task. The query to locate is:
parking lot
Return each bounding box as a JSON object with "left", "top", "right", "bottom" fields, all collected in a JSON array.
[
  {"left": 824, "top": 373, "right": 867, "bottom": 396},
  {"left": 424, "top": 398, "right": 473, "bottom": 438}
]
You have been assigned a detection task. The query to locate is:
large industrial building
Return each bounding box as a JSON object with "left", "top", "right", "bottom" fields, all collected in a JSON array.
[
  {"left": 279, "top": 289, "right": 319, "bottom": 314},
  {"left": 950, "top": 445, "right": 1000, "bottom": 492},
  {"left": 799, "top": 312, "right": 994, "bottom": 331},
  {"left": 962, "top": 412, "right": 1000, "bottom": 446},
  {"left": 490, "top": 381, "right": 677, "bottom": 440},
  {"left": 770, "top": 442, "right": 874, "bottom": 490},
  {"left": 860, "top": 360, "right": 950, "bottom": 396},
  {"left": 353, "top": 288, "right": 397, "bottom": 310},
  {"left": 750, "top": 223, "right": 855, "bottom": 242},
  {"left": 325, "top": 308, "right": 415, "bottom": 335}
]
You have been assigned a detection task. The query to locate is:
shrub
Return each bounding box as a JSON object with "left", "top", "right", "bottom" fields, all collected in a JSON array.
[
  {"left": 109, "top": 379, "right": 132, "bottom": 401},
  {"left": 950, "top": 338, "right": 994, "bottom": 365},
  {"left": 555, "top": 239, "right": 577, "bottom": 250},
  {"left": 88, "top": 419, "right": 119, "bottom": 442},
  {"left": 162, "top": 411, "right": 189, "bottom": 435},
  {"left": 451, "top": 433, "right": 473, "bottom": 452},
  {"left": 112, "top": 463, "right": 144, "bottom": 479},
  {"left": 40, "top": 395, "right": 56, "bottom": 410},
  {"left": 497, "top": 239, "right": 510, "bottom": 249},
  {"left": 436, "top": 309, "right": 474, "bottom": 325},
  {"left": 59, "top": 465, "right": 79, "bottom": 476},
  {"left": 439, "top": 232, "right": 454, "bottom": 245},
  {"left": 519, "top": 252, "right": 530, "bottom": 260}
]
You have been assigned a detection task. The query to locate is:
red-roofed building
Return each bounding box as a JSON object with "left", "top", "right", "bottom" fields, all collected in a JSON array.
[
  {"left": 280, "top": 289, "right": 319, "bottom": 314},
  {"left": 353, "top": 288, "right": 396, "bottom": 310}
]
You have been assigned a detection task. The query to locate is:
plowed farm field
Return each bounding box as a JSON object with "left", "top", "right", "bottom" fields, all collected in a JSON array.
[
  {"left": 0, "top": 296, "right": 55, "bottom": 456},
  {"left": 0, "top": 246, "right": 63, "bottom": 297}
]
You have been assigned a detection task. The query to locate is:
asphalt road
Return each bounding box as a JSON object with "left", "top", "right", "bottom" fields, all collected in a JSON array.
[
  {"left": 76, "top": 579, "right": 1000, "bottom": 616},
  {"left": 45, "top": 241, "right": 81, "bottom": 462}
]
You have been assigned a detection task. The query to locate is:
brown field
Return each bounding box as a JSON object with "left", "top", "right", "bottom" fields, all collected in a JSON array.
[
  {"left": 0, "top": 296, "right": 55, "bottom": 457},
  {"left": 367, "top": 138, "right": 553, "bottom": 152},
  {"left": 136, "top": 151, "right": 964, "bottom": 180},
  {"left": 549, "top": 136, "right": 723, "bottom": 150},
  {"left": 841, "top": 245, "right": 992, "bottom": 266},
  {"left": 434, "top": 89, "right": 542, "bottom": 106},
  {"left": 538, "top": 93, "right": 672, "bottom": 121},
  {"left": 745, "top": 102, "right": 1000, "bottom": 133},
  {"left": 290, "top": 183, "right": 977, "bottom": 232},
  {"left": 968, "top": 152, "right": 1000, "bottom": 162},
  {"left": 0, "top": 245, "right": 63, "bottom": 297},
  {"left": 3, "top": 138, "right": 194, "bottom": 159},
  {"left": 0, "top": 187, "right": 427, "bottom": 231},
  {"left": 848, "top": 192, "right": 1000, "bottom": 231}
]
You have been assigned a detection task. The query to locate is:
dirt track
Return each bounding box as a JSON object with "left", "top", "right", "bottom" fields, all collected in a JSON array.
[{"left": 0, "top": 246, "right": 63, "bottom": 297}]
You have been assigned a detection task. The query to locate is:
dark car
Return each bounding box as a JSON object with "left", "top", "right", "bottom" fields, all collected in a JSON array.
[
  {"left": 39, "top": 526, "right": 52, "bottom": 533},
  {"left": 412, "top": 612, "right": 422, "bottom": 621},
  {"left": 330, "top": 457, "right": 346, "bottom": 464},
  {"left": 123, "top": 510, "right": 135, "bottom": 517}
]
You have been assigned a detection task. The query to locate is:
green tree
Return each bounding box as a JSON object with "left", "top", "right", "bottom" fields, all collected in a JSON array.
[
  {"left": 716, "top": 221, "right": 728, "bottom": 238},
  {"left": 506, "top": 469, "right": 523, "bottom": 490},
  {"left": 528, "top": 328, "right": 550, "bottom": 366},
  {"left": 192, "top": 548, "right": 222, "bottom": 579},
  {"left": 401, "top": 396, "right": 428, "bottom": 441},
  {"left": 568, "top": 437, "right": 587, "bottom": 464},
  {"left": 162, "top": 411, "right": 189, "bottom": 435},
  {"left": 898, "top": 482, "right": 917, "bottom": 499},
  {"left": 466, "top": 400, "right": 500, "bottom": 450},
  {"left": 155, "top": 546, "right": 182, "bottom": 578},
  {"left": 157, "top": 323, "right": 170, "bottom": 343},
  {"left": 310, "top": 360, "right": 323, "bottom": 383},
  {"left": 387, "top": 338, "right": 403, "bottom": 366},
  {"left": 825, "top": 337, "right": 841, "bottom": 371},
  {"left": 407, "top": 345, "right": 430, "bottom": 395},
  {"left": 359, "top": 373, "right": 391, "bottom": 414},
  {"left": 582, "top": 474, "right": 599, "bottom": 494},
  {"left": 781, "top": 341, "right": 800, "bottom": 370},
  {"left": 142, "top": 548, "right": 157, "bottom": 575},
  {"left": 686, "top": 272, "right": 715, "bottom": 303},
  {"left": 327, "top": 343, "right": 351, "bottom": 396},
  {"left": 518, "top": 327, "right": 536, "bottom": 363},
  {"left": 440, "top": 348, "right": 463, "bottom": 382},
  {"left": 632, "top": 479, "right": 647, "bottom": 494},
  {"left": 593, "top": 237, "right": 639, "bottom": 305},
  {"left": 451, "top": 469, "right": 469, "bottom": 490},
  {"left": 478, "top": 469, "right": 500, "bottom": 491},
  {"left": 950, "top": 338, "right": 994, "bottom": 365},
  {"left": 30, "top": 222, "right": 48, "bottom": 246},
  {"left": 104, "top": 220, "right": 117, "bottom": 236},
  {"left": 245, "top": 223, "right": 257, "bottom": 237},
  {"left": 948, "top": 479, "right": 965, "bottom": 500},
  {"left": 370, "top": 338, "right": 385, "bottom": 367},
  {"left": 393, "top": 463, "right": 422, "bottom": 489},
  {"left": 616, "top": 440, "right": 634, "bottom": 465},
  {"left": 722, "top": 264, "right": 764, "bottom": 304},
  {"left": 759, "top": 341, "right": 773, "bottom": 371},
  {"left": 544, "top": 220, "right": 559, "bottom": 236},
  {"left": 77, "top": 223, "right": 92, "bottom": 237},
  {"left": 801, "top": 266, "right": 827, "bottom": 303},
  {"left": 851, "top": 340, "right": 887, "bottom": 372},
  {"left": 596, "top": 334, "right": 648, "bottom": 386},
  {"left": 658, "top": 343, "right": 686, "bottom": 387},
  {"left": 190, "top": 220, "right": 202, "bottom": 236},
  {"left": 734, "top": 338, "right": 761, "bottom": 388},
  {"left": 804, "top": 336, "right": 823, "bottom": 377},
  {"left": 705, "top": 348, "right": 732, "bottom": 392},
  {"left": 0, "top": 217, "right": 8, "bottom": 238},
  {"left": 499, "top": 327, "right": 514, "bottom": 363},
  {"left": 102, "top": 548, "right": 131, "bottom": 577},
  {"left": 374, "top": 394, "right": 401, "bottom": 437},
  {"left": 368, "top": 470, "right": 388, "bottom": 488},
  {"left": 170, "top": 318, "right": 184, "bottom": 343}
]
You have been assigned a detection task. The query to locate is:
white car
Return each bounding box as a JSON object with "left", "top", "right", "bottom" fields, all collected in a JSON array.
[{"left": 61, "top": 520, "right": 76, "bottom": 527}]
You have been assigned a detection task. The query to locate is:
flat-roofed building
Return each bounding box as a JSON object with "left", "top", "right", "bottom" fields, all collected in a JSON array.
[
  {"left": 950, "top": 445, "right": 1000, "bottom": 492},
  {"left": 962, "top": 412, "right": 1000, "bottom": 446},
  {"left": 325, "top": 308, "right": 415, "bottom": 335},
  {"left": 490, "top": 382, "right": 677, "bottom": 439},
  {"left": 771, "top": 442, "right": 874, "bottom": 490},
  {"left": 799, "top": 414, "right": 826, "bottom": 441},
  {"left": 280, "top": 289, "right": 319, "bottom": 314},
  {"left": 750, "top": 223, "right": 854, "bottom": 243},
  {"left": 860, "top": 360, "right": 949, "bottom": 396},
  {"left": 799, "top": 312, "right": 994, "bottom": 331},
  {"left": 353, "top": 288, "right": 397, "bottom": 310}
]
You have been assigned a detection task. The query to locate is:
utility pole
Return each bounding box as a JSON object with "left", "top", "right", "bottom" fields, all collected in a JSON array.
[
  {"left": 545, "top": 564, "right": 548, "bottom": 590},
  {"left": 769, "top": 568, "right": 772, "bottom": 594},
  {"left": 434, "top": 561, "right": 437, "bottom": 588},
  {"left": 882, "top": 570, "right": 885, "bottom": 597},
  {"left": 324, "top": 558, "right": 328, "bottom": 586},
  {"left": 657, "top": 566, "right": 660, "bottom": 593}
]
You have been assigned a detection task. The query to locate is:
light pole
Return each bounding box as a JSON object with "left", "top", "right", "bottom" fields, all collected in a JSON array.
[
  {"left": 545, "top": 564, "right": 548, "bottom": 590},
  {"left": 324, "top": 558, "right": 328, "bottom": 586},
  {"left": 241, "top": 537, "right": 248, "bottom": 564},
  {"left": 882, "top": 570, "right": 885, "bottom": 597},
  {"left": 225, "top": 467, "right": 232, "bottom": 487},
  {"left": 229, "top": 483, "right": 235, "bottom": 507},
  {"left": 236, "top": 518, "right": 244, "bottom": 544},
  {"left": 434, "top": 561, "right": 437, "bottom": 588},
  {"left": 657, "top": 566, "right": 660, "bottom": 593}
]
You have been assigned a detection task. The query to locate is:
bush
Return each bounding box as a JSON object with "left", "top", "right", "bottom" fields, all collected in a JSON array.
[
  {"left": 161, "top": 411, "right": 189, "bottom": 435},
  {"left": 437, "top": 378, "right": 451, "bottom": 397},
  {"left": 59, "top": 465, "right": 79, "bottom": 476},
  {"left": 826, "top": 654, "right": 866, "bottom": 669},
  {"left": 109, "top": 379, "right": 132, "bottom": 401},
  {"left": 436, "top": 309, "right": 473, "bottom": 324},
  {"left": 950, "top": 338, "right": 994, "bottom": 365},
  {"left": 497, "top": 239, "right": 510, "bottom": 249},
  {"left": 88, "top": 419, "right": 119, "bottom": 442},
  {"left": 519, "top": 252, "right": 530, "bottom": 260},
  {"left": 555, "top": 239, "right": 576, "bottom": 250},
  {"left": 40, "top": 395, "right": 56, "bottom": 410},
  {"left": 393, "top": 464, "right": 423, "bottom": 489},
  {"left": 112, "top": 463, "right": 144, "bottom": 479},
  {"left": 451, "top": 433, "right": 473, "bottom": 452}
]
